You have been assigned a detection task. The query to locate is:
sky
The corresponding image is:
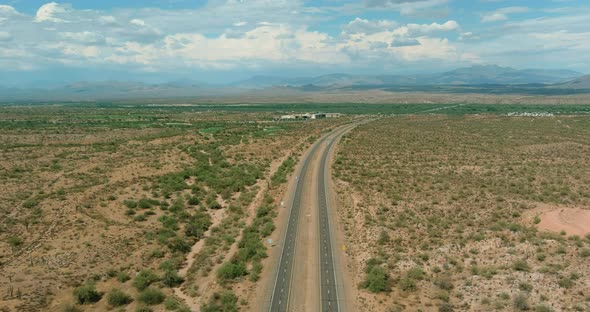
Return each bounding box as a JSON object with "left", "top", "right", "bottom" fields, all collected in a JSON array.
[{"left": 0, "top": 0, "right": 589, "bottom": 85}]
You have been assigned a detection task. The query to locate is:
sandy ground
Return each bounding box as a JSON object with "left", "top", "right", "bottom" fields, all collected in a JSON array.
[{"left": 538, "top": 208, "right": 590, "bottom": 236}]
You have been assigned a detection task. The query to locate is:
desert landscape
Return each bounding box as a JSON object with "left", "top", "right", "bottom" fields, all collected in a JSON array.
[
  {"left": 4, "top": 1, "right": 590, "bottom": 311},
  {"left": 0, "top": 103, "right": 348, "bottom": 311},
  {"left": 333, "top": 114, "right": 590, "bottom": 311}
]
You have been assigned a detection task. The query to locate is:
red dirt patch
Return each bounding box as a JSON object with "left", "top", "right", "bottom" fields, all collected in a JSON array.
[{"left": 538, "top": 208, "right": 590, "bottom": 236}]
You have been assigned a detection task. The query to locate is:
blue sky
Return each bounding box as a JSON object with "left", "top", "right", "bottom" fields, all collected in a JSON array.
[{"left": 1, "top": 0, "right": 589, "bottom": 85}]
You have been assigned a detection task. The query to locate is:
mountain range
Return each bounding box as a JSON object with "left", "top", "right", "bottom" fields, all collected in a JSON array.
[
  {"left": 552, "top": 75, "right": 590, "bottom": 89},
  {"left": 0, "top": 65, "right": 587, "bottom": 101},
  {"left": 234, "top": 65, "right": 582, "bottom": 88}
]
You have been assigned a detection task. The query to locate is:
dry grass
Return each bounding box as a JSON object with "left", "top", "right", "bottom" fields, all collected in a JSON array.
[
  {"left": 0, "top": 105, "right": 344, "bottom": 311},
  {"left": 334, "top": 115, "right": 590, "bottom": 311}
]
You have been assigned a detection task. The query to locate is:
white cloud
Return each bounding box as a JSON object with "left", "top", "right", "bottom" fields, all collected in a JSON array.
[
  {"left": 459, "top": 32, "right": 479, "bottom": 41},
  {"left": 391, "top": 37, "right": 420, "bottom": 47},
  {"left": 155, "top": 24, "right": 347, "bottom": 68},
  {"left": 2, "top": 0, "right": 588, "bottom": 77},
  {"left": 98, "top": 15, "right": 117, "bottom": 25},
  {"left": 481, "top": 6, "right": 528, "bottom": 23},
  {"left": 406, "top": 20, "right": 459, "bottom": 35},
  {"left": 59, "top": 31, "right": 104, "bottom": 44},
  {"left": 0, "top": 4, "right": 20, "bottom": 16},
  {"left": 35, "top": 2, "right": 72, "bottom": 23},
  {"left": 337, "top": 18, "right": 467, "bottom": 65},
  {"left": 343, "top": 18, "right": 397, "bottom": 35},
  {"left": 0, "top": 31, "right": 12, "bottom": 41},
  {"left": 130, "top": 19, "right": 146, "bottom": 27}
]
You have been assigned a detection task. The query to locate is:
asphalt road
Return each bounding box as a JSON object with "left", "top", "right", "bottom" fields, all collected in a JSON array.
[
  {"left": 269, "top": 124, "right": 355, "bottom": 312},
  {"left": 318, "top": 136, "right": 339, "bottom": 311}
]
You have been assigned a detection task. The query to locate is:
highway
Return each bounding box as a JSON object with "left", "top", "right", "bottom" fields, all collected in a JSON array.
[
  {"left": 269, "top": 123, "right": 356, "bottom": 312},
  {"left": 318, "top": 135, "right": 339, "bottom": 311}
]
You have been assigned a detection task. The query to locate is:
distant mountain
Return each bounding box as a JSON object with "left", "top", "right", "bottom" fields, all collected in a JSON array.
[
  {"left": 231, "top": 75, "right": 287, "bottom": 89},
  {"left": 421, "top": 65, "right": 582, "bottom": 85},
  {"left": 0, "top": 81, "right": 234, "bottom": 101},
  {"left": 232, "top": 65, "right": 582, "bottom": 88},
  {"left": 0, "top": 65, "right": 586, "bottom": 101},
  {"left": 553, "top": 75, "right": 590, "bottom": 89}
]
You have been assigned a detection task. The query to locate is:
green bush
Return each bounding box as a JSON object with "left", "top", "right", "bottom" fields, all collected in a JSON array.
[
  {"left": 536, "top": 304, "right": 554, "bottom": 312},
  {"left": 377, "top": 230, "right": 390, "bottom": 245},
  {"left": 134, "top": 214, "right": 147, "bottom": 222},
  {"left": 73, "top": 283, "right": 102, "bottom": 304},
  {"left": 249, "top": 261, "right": 263, "bottom": 282},
  {"left": 167, "top": 236, "right": 191, "bottom": 253},
  {"left": 133, "top": 270, "right": 160, "bottom": 290},
  {"left": 162, "top": 270, "right": 184, "bottom": 287},
  {"left": 399, "top": 277, "right": 417, "bottom": 292},
  {"left": 159, "top": 215, "right": 179, "bottom": 230},
  {"left": 236, "top": 227, "right": 266, "bottom": 262},
  {"left": 201, "top": 291, "right": 238, "bottom": 312},
  {"left": 22, "top": 198, "right": 39, "bottom": 208},
  {"left": 558, "top": 277, "right": 574, "bottom": 289},
  {"left": 434, "top": 276, "right": 454, "bottom": 290},
  {"left": 107, "top": 288, "right": 133, "bottom": 306},
  {"left": 513, "top": 293, "right": 530, "bottom": 311},
  {"left": 150, "top": 249, "right": 165, "bottom": 259},
  {"left": 138, "top": 287, "right": 166, "bottom": 305},
  {"left": 117, "top": 271, "right": 131, "bottom": 283},
  {"left": 439, "top": 303, "right": 454, "bottom": 312},
  {"left": 217, "top": 261, "right": 248, "bottom": 281},
  {"left": 407, "top": 267, "right": 425, "bottom": 280},
  {"left": 135, "top": 305, "right": 153, "bottom": 312},
  {"left": 164, "top": 297, "right": 183, "bottom": 310},
  {"left": 123, "top": 200, "right": 138, "bottom": 209},
  {"left": 270, "top": 156, "right": 295, "bottom": 187},
  {"left": 159, "top": 260, "right": 178, "bottom": 271},
  {"left": 7, "top": 236, "right": 23, "bottom": 248},
  {"left": 512, "top": 260, "right": 530, "bottom": 272},
  {"left": 361, "top": 266, "right": 388, "bottom": 293},
  {"left": 519, "top": 282, "right": 533, "bottom": 292},
  {"left": 185, "top": 212, "right": 212, "bottom": 238},
  {"left": 138, "top": 198, "right": 154, "bottom": 209}
]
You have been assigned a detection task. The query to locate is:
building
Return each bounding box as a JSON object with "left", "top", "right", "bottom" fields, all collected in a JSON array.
[
  {"left": 311, "top": 113, "right": 326, "bottom": 119},
  {"left": 279, "top": 112, "right": 341, "bottom": 121},
  {"left": 280, "top": 114, "right": 297, "bottom": 120}
]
